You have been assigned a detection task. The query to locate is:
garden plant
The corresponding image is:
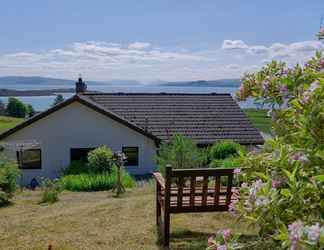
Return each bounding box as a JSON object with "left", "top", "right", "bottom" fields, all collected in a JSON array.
[{"left": 208, "top": 53, "right": 324, "bottom": 249}]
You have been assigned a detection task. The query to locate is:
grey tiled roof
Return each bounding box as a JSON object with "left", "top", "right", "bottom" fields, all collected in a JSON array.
[{"left": 84, "top": 93, "right": 264, "bottom": 145}]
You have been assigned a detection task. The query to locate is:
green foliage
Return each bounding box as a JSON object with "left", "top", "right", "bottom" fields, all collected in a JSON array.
[
  {"left": 229, "top": 52, "right": 324, "bottom": 249},
  {"left": 87, "top": 146, "right": 114, "bottom": 173},
  {"left": 26, "top": 104, "right": 36, "bottom": 117},
  {"left": 6, "top": 97, "right": 27, "bottom": 118},
  {"left": 209, "top": 140, "right": 242, "bottom": 160},
  {"left": 52, "top": 94, "right": 64, "bottom": 106},
  {"left": 60, "top": 166, "right": 135, "bottom": 192},
  {"left": 156, "top": 134, "right": 207, "bottom": 175},
  {"left": 40, "top": 179, "right": 62, "bottom": 204},
  {"left": 210, "top": 157, "right": 241, "bottom": 169},
  {"left": 63, "top": 161, "right": 89, "bottom": 175},
  {"left": 0, "top": 158, "right": 20, "bottom": 206},
  {"left": 0, "top": 100, "right": 6, "bottom": 115}
]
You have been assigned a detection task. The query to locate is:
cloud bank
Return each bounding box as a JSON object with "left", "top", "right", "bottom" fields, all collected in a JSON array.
[{"left": 0, "top": 40, "right": 323, "bottom": 82}]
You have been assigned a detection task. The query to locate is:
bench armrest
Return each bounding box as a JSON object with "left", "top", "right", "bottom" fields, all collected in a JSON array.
[{"left": 153, "top": 172, "right": 165, "bottom": 189}]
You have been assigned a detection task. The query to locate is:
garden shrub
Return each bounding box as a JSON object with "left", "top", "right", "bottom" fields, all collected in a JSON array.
[
  {"left": 209, "top": 140, "right": 242, "bottom": 160},
  {"left": 60, "top": 166, "right": 135, "bottom": 192},
  {"left": 87, "top": 146, "right": 114, "bottom": 173},
  {"left": 40, "top": 179, "right": 62, "bottom": 204},
  {"left": 156, "top": 134, "right": 208, "bottom": 176},
  {"left": 63, "top": 161, "right": 89, "bottom": 175},
  {"left": 209, "top": 157, "right": 241, "bottom": 169},
  {"left": 0, "top": 158, "right": 20, "bottom": 206},
  {"left": 208, "top": 53, "right": 324, "bottom": 249}
]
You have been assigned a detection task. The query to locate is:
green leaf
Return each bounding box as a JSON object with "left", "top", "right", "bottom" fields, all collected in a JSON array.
[
  {"left": 314, "top": 175, "right": 324, "bottom": 183},
  {"left": 280, "top": 188, "right": 291, "bottom": 198}
]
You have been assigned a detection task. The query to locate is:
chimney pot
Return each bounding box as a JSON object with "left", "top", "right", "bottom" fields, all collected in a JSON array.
[{"left": 75, "top": 77, "right": 87, "bottom": 93}]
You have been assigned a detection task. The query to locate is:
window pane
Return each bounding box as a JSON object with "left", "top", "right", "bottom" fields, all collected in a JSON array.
[
  {"left": 122, "top": 147, "right": 139, "bottom": 166},
  {"left": 70, "top": 148, "right": 95, "bottom": 162},
  {"left": 17, "top": 149, "right": 41, "bottom": 169}
]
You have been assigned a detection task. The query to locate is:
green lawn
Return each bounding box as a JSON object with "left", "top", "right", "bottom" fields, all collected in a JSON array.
[
  {"left": 0, "top": 115, "right": 24, "bottom": 133},
  {"left": 243, "top": 109, "right": 272, "bottom": 134},
  {"left": 0, "top": 183, "right": 256, "bottom": 250}
]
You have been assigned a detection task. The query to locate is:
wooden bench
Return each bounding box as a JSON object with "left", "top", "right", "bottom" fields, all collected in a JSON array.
[{"left": 153, "top": 165, "right": 235, "bottom": 248}]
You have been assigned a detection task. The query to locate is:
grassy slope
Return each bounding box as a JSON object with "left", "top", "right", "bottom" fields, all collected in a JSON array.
[
  {"left": 0, "top": 115, "right": 23, "bottom": 133},
  {"left": 0, "top": 184, "right": 255, "bottom": 250},
  {"left": 243, "top": 109, "right": 271, "bottom": 134}
]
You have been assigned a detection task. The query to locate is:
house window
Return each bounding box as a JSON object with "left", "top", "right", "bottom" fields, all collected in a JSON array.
[
  {"left": 70, "top": 148, "right": 95, "bottom": 162},
  {"left": 122, "top": 147, "right": 139, "bottom": 166},
  {"left": 17, "top": 149, "right": 41, "bottom": 169}
]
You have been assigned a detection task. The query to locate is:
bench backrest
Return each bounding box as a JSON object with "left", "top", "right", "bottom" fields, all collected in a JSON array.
[{"left": 164, "top": 166, "right": 234, "bottom": 213}]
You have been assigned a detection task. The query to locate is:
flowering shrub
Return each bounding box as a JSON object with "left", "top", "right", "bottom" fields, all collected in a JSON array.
[
  {"left": 207, "top": 229, "right": 240, "bottom": 250},
  {"left": 209, "top": 53, "right": 324, "bottom": 249},
  {"left": 230, "top": 53, "right": 324, "bottom": 249}
]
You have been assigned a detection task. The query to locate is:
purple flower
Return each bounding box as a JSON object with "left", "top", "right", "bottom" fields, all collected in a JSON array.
[
  {"left": 309, "top": 81, "right": 319, "bottom": 92},
  {"left": 290, "top": 152, "right": 308, "bottom": 164},
  {"left": 222, "top": 229, "right": 231, "bottom": 241},
  {"left": 272, "top": 179, "right": 282, "bottom": 188},
  {"left": 306, "top": 223, "right": 321, "bottom": 243},
  {"left": 217, "top": 245, "right": 227, "bottom": 250},
  {"left": 288, "top": 221, "right": 304, "bottom": 250},
  {"left": 234, "top": 168, "right": 241, "bottom": 175}
]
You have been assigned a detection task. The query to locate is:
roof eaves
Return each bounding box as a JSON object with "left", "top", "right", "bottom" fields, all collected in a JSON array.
[{"left": 0, "top": 94, "right": 160, "bottom": 144}]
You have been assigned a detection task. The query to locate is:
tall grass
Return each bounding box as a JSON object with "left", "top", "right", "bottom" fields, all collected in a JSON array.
[{"left": 60, "top": 168, "right": 135, "bottom": 192}]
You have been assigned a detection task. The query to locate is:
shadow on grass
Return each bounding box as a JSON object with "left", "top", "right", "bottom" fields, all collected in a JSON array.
[
  {"left": 170, "top": 229, "right": 210, "bottom": 250},
  {"left": 0, "top": 200, "right": 14, "bottom": 208}
]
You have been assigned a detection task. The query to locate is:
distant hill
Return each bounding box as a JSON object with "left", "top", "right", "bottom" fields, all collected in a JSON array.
[
  {"left": 159, "top": 79, "right": 241, "bottom": 87},
  {"left": 0, "top": 76, "right": 141, "bottom": 86}
]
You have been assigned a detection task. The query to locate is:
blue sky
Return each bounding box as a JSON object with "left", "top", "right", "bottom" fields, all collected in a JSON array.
[{"left": 0, "top": 0, "right": 323, "bottom": 81}]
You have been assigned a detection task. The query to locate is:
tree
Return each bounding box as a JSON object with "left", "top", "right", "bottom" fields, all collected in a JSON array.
[
  {"left": 0, "top": 100, "right": 6, "bottom": 115},
  {"left": 210, "top": 53, "right": 324, "bottom": 249},
  {"left": 6, "top": 97, "right": 27, "bottom": 118},
  {"left": 26, "top": 104, "right": 36, "bottom": 117},
  {"left": 52, "top": 94, "right": 64, "bottom": 107},
  {"left": 156, "top": 134, "right": 207, "bottom": 176}
]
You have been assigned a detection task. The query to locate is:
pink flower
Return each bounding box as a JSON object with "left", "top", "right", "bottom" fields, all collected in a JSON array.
[
  {"left": 302, "top": 93, "right": 310, "bottom": 104},
  {"left": 272, "top": 179, "right": 282, "bottom": 188},
  {"left": 234, "top": 168, "right": 241, "bottom": 175},
  {"left": 222, "top": 229, "right": 231, "bottom": 241},
  {"left": 208, "top": 236, "right": 215, "bottom": 246}
]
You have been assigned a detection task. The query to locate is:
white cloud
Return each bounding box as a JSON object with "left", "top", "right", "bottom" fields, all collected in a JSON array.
[
  {"left": 222, "top": 40, "right": 248, "bottom": 50},
  {"left": 0, "top": 39, "right": 323, "bottom": 82},
  {"left": 128, "top": 42, "right": 151, "bottom": 50}
]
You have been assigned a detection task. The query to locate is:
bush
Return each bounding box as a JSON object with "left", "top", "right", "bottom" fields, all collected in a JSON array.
[
  {"left": 63, "top": 161, "right": 90, "bottom": 175},
  {"left": 222, "top": 53, "right": 324, "bottom": 249},
  {"left": 156, "top": 134, "right": 208, "bottom": 176},
  {"left": 87, "top": 146, "right": 114, "bottom": 173},
  {"left": 0, "top": 159, "right": 20, "bottom": 206},
  {"left": 209, "top": 157, "right": 240, "bottom": 168},
  {"left": 209, "top": 140, "right": 242, "bottom": 160},
  {"left": 40, "top": 179, "right": 62, "bottom": 204},
  {"left": 60, "top": 166, "right": 135, "bottom": 192}
]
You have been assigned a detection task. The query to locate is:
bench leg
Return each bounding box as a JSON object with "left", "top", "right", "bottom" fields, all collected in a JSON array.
[
  {"left": 156, "top": 185, "right": 161, "bottom": 227},
  {"left": 163, "top": 211, "right": 170, "bottom": 247}
]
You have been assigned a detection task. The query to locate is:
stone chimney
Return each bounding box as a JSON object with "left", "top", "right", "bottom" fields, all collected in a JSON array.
[{"left": 75, "top": 76, "right": 87, "bottom": 94}]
